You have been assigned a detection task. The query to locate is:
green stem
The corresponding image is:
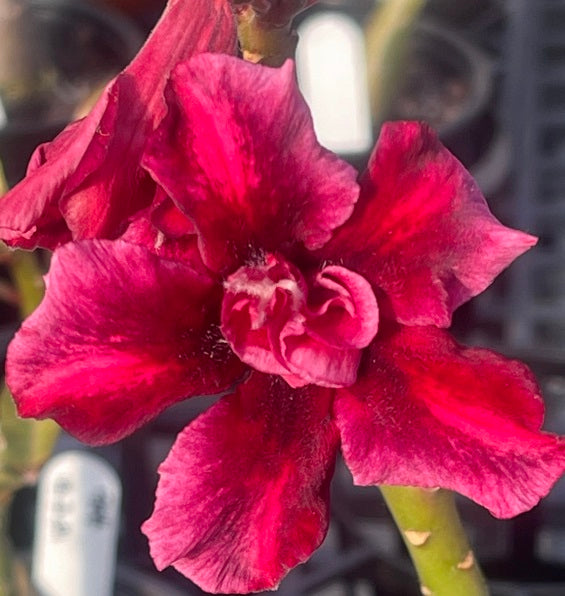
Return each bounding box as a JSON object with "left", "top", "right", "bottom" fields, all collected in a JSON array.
[
  {"left": 0, "top": 167, "right": 59, "bottom": 485},
  {"left": 380, "top": 486, "right": 489, "bottom": 596},
  {"left": 0, "top": 249, "right": 59, "bottom": 480},
  {"left": 0, "top": 384, "right": 59, "bottom": 483},
  {"left": 10, "top": 250, "right": 44, "bottom": 318},
  {"left": 365, "top": 0, "right": 425, "bottom": 122},
  {"left": 237, "top": 5, "right": 298, "bottom": 66}
]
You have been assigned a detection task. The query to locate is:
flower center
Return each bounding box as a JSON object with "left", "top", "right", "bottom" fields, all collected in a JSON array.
[{"left": 221, "top": 253, "right": 379, "bottom": 388}]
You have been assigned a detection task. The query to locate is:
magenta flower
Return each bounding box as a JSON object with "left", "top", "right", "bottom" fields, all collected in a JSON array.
[
  {"left": 6, "top": 54, "right": 565, "bottom": 593},
  {"left": 0, "top": 0, "right": 236, "bottom": 249}
]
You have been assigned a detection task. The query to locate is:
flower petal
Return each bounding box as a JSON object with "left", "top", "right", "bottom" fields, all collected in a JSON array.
[
  {"left": 6, "top": 240, "right": 244, "bottom": 445},
  {"left": 334, "top": 324, "right": 565, "bottom": 518},
  {"left": 143, "top": 54, "right": 359, "bottom": 273},
  {"left": 307, "top": 265, "right": 379, "bottom": 349},
  {"left": 143, "top": 373, "right": 338, "bottom": 593},
  {"left": 120, "top": 205, "right": 206, "bottom": 271},
  {"left": 150, "top": 189, "right": 195, "bottom": 239},
  {"left": 0, "top": 0, "right": 237, "bottom": 249},
  {"left": 321, "top": 122, "right": 536, "bottom": 327},
  {"left": 221, "top": 255, "right": 377, "bottom": 387}
]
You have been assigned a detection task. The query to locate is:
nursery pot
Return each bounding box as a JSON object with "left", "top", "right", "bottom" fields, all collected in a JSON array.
[
  {"left": 0, "top": 0, "right": 143, "bottom": 186},
  {"left": 424, "top": 0, "right": 503, "bottom": 27},
  {"left": 380, "top": 20, "right": 510, "bottom": 197}
]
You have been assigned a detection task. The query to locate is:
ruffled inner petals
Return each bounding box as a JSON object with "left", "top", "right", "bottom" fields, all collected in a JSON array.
[
  {"left": 143, "top": 373, "right": 338, "bottom": 594},
  {"left": 221, "top": 254, "right": 378, "bottom": 387},
  {"left": 307, "top": 265, "right": 379, "bottom": 349}
]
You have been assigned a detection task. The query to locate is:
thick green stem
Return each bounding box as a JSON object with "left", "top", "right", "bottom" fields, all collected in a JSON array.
[{"left": 381, "top": 486, "right": 489, "bottom": 596}]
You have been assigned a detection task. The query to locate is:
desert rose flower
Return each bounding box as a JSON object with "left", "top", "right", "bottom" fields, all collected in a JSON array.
[
  {"left": 6, "top": 55, "right": 565, "bottom": 593},
  {"left": 0, "top": 0, "right": 236, "bottom": 249}
]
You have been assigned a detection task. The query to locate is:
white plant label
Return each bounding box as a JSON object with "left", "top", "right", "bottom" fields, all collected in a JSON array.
[
  {"left": 297, "top": 11, "right": 373, "bottom": 155},
  {"left": 32, "top": 450, "right": 121, "bottom": 596}
]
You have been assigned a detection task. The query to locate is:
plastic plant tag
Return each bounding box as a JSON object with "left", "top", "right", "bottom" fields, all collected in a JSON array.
[
  {"left": 32, "top": 450, "right": 121, "bottom": 596},
  {"left": 296, "top": 11, "right": 373, "bottom": 155}
]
